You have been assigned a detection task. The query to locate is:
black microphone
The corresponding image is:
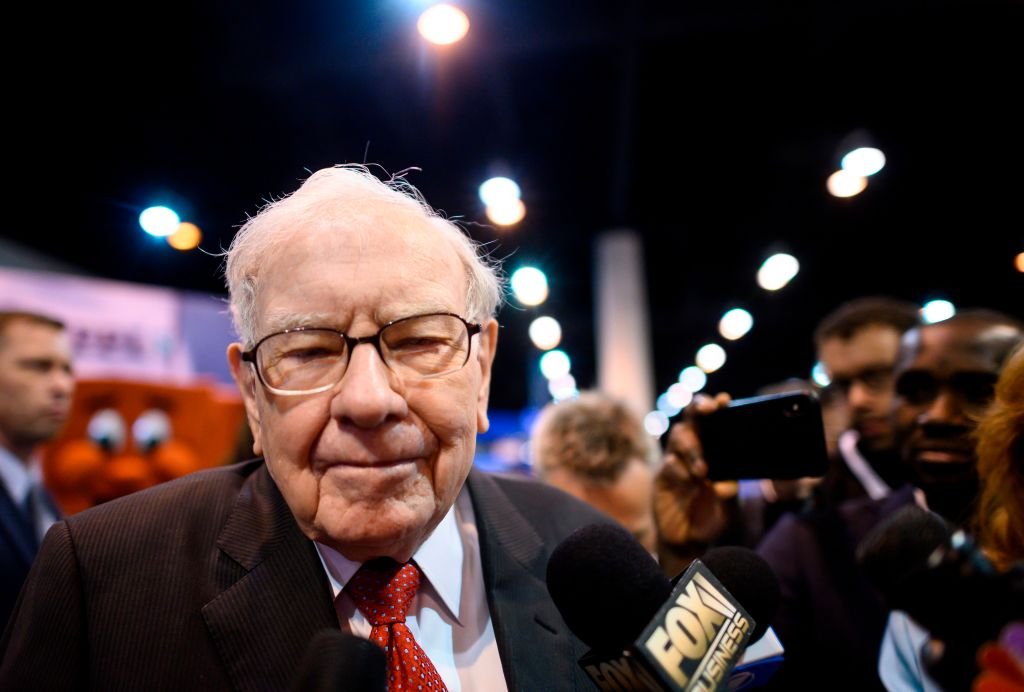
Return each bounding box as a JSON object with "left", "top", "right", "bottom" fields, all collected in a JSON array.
[
  {"left": 546, "top": 523, "right": 781, "bottom": 691},
  {"left": 857, "top": 505, "right": 1024, "bottom": 690},
  {"left": 289, "top": 628, "right": 387, "bottom": 692}
]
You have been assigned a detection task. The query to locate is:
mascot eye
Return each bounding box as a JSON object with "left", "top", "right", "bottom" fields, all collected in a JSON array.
[
  {"left": 133, "top": 409, "right": 172, "bottom": 453},
  {"left": 87, "top": 409, "right": 126, "bottom": 452}
]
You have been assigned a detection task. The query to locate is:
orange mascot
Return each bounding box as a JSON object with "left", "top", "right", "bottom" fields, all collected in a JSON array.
[{"left": 42, "top": 379, "right": 247, "bottom": 515}]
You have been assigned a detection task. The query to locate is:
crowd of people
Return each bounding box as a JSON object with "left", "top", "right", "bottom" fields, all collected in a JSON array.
[{"left": 1, "top": 166, "right": 1020, "bottom": 691}]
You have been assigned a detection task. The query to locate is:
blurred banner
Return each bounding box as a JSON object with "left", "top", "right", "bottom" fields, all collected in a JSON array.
[{"left": 0, "top": 267, "right": 236, "bottom": 386}]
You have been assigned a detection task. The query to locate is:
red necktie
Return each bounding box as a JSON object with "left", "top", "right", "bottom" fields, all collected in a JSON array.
[{"left": 346, "top": 558, "right": 449, "bottom": 692}]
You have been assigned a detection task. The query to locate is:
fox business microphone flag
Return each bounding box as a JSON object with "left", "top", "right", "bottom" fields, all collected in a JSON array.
[{"left": 581, "top": 560, "right": 755, "bottom": 692}]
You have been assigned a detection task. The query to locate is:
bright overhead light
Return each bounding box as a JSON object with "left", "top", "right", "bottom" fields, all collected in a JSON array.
[
  {"left": 644, "top": 411, "right": 670, "bottom": 437},
  {"left": 539, "top": 349, "right": 571, "bottom": 380},
  {"left": 166, "top": 222, "right": 202, "bottom": 251},
  {"left": 528, "top": 316, "right": 562, "bottom": 350},
  {"left": 548, "top": 374, "right": 578, "bottom": 401},
  {"left": 841, "top": 147, "right": 886, "bottom": 176},
  {"left": 921, "top": 300, "right": 956, "bottom": 324},
  {"left": 827, "top": 169, "right": 868, "bottom": 198},
  {"left": 486, "top": 199, "right": 526, "bottom": 227},
  {"left": 666, "top": 383, "right": 693, "bottom": 409},
  {"left": 678, "top": 366, "right": 707, "bottom": 393},
  {"left": 417, "top": 4, "right": 470, "bottom": 46},
  {"left": 757, "top": 253, "right": 800, "bottom": 291},
  {"left": 510, "top": 266, "right": 548, "bottom": 306},
  {"left": 811, "top": 361, "right": 831, "bottom": 387},
  {"left": 479, "top": 177, "right": 521, "bottom": 207},
  {"left": 719, "top": 308, "right": 753, "bottom": 341},
  {"left": 139, "top": 206, "right": 181, "bottom": 237},
  {"left": 696, "top": 343, "right": 726, "bottom": 373}
]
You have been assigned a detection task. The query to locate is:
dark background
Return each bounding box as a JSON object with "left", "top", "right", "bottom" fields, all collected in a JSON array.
[{"left": 8, "top": 0, "right": 1022, "bottom": 412}]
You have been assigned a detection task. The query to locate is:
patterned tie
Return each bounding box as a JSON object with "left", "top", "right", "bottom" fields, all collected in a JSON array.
[{"left": 346, "top": 558, "right": 449, "bottom": 692}]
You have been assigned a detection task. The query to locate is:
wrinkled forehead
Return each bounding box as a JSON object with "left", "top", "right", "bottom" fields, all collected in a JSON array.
[{"left": 897, "top": 323, "right": 1017, "bottom": 376}]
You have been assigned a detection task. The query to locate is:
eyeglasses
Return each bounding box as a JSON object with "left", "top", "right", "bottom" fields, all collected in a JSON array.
[
  {"left": 826, "top": 366, "right": 894, "bottom": 396},
  {"left": 241, "top": 312, "right": 481, "bottom": 396},
  {"left": 894, "top": 370, "right": 997, "bottom": 410}
]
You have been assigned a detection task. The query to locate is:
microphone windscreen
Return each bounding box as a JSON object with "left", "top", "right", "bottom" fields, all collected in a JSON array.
[
  {"left": 856, "top": 505, "right": 953, "bottom": 606},
  {"left": 290, "top": 628, "right": 387, "bottom": 692},
  {"left": 546, "top": 522, "right": 672, "bottom": 652},
  {"left": 699, "top": 546, "right": 781, "bottom": 642}
]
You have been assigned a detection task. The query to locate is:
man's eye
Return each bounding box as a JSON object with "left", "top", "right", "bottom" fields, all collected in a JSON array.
[
  {"left": 283, "top": 347, "right": 337, "bottom": 362},
  {"left": 391, "top": 336, "right": 449, "bottom": 350},
  {"left": 895, "top": 373, "right": 938, "bottom": 404},
  {"left": 954, "top": 375, "right": 997, "bottom": 407}
]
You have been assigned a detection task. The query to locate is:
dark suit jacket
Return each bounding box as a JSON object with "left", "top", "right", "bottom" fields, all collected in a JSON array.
[
  {"left": 755, "top": 484, "right": 917, "bottom": 692},
  {"left": 1, "top": 459, "right": 610, "bottom": 691},
  {"left": 0, "top": 483, "right": 40, "bottom": 630}
]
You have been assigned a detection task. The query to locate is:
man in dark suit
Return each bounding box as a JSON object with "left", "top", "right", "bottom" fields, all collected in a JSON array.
[
  {"left": 0, "top": 311, "right": 73, "bottom": 629},
  {"left": 1, "top": 166, "right": 610, "bottom": 690}
]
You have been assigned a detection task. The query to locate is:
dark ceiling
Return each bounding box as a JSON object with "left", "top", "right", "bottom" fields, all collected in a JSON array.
[{"left": 9, "top": 0, "right": 1023, "bottom": 412}]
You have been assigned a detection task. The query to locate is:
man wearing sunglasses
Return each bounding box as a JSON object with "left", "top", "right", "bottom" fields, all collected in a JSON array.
[{"left": 0, "top": 166, "right": 610, "bottom": 691}]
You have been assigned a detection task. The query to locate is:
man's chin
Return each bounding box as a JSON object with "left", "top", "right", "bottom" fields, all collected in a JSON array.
[
  {"left": 855, "top": 433, "right": 894, "bottom": 454},
  {"left": 314, "top": 500, "right": 439, "bottom": 561}
]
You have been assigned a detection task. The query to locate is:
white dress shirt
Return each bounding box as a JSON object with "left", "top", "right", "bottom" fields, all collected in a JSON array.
[{"left": 316, "top": 487, "right": 509, "bottom": 692}]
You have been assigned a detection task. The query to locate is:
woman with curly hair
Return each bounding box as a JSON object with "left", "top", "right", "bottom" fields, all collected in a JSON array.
[{"left": 974, "top": 342, "right": 1024, "bottom": 569}]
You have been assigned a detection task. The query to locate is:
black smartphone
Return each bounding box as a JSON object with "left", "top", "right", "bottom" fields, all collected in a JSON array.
[{"left": 696, "top": 391, "right": 829, "bottom": 481}]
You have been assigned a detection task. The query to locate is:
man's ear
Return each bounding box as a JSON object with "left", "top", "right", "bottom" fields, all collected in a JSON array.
[
  {"left": 475, "top": 319, "right": 499, "bottom": 434},
  {"left": 227, "top": 343, "right": 263, "bottom": 456}
]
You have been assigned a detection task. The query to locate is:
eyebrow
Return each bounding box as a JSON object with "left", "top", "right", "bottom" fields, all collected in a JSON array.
[
  {"left": 261, "top": 312, "right": 339, "bottom": 334},
  {"left": 261, "top": 305, "right": 462, "bottom": 335}
]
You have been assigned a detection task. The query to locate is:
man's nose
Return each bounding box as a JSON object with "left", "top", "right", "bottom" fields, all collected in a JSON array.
[
  {"left": 847, "top": 380, "right": 874, "bottom": 411},
  {"left": 917, "top": 389, "right": 969, "bottom": 429},
  {"left": 50, "top": 367, "right": 74, "bottom": 399},
  {"left": 328, "top": 343, "right": 409, "bottom": 428}
]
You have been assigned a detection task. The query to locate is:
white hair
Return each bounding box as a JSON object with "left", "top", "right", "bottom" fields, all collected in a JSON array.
[{"left": 222, "top": 165, "right": 504, "bottom": 346}]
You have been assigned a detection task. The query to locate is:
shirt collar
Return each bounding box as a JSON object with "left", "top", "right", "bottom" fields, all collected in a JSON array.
[
  {"left": 315, "top": 487, "right": 466, "bottom": 623},
  {"left": 0, "top": 446, "right": 41, "bottom": 505}
]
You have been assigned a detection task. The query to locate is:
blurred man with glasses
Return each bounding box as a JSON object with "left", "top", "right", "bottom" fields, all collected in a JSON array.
[
  {"left": 813, "top": 296, "right": 922, "bottom": 506},
  {"left": 1, "top": 166, "right": 610, "bottom": 691}
]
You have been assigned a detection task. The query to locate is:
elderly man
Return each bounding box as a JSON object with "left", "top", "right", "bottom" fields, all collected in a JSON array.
[
  {"left": 0, "top": 311, "right": 73, "bottom": 628},
  {"left": 0, "top": 167, "right": 609, "bottom": 690}
]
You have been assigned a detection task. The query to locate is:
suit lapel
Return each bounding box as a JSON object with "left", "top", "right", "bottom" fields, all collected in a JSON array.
[
  {"left": 202, "top": 464, "right": 338, "bottom": 691},
  {"left": 467, "top": 470, "right": 582, "bottom": 691}
]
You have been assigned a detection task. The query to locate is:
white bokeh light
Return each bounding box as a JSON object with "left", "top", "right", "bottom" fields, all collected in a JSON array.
[
  {"left": 644, "top": 411, "right": 670, "bottom": 437},
  {"left": 657, "top": 393, "right": 682, "bottom": 418},
  {"left": 528, "top": 316, "right": 562, "bottom": 350},
  {"left": 719, "top": 308, "right": 754, "bottom": 341},
  {"left": 510, "top": 267, "right": 549, "bottom": 306},
  {"left": 811, "top": 361, "right": 831, "bottom": 387},
  {"left": 696, "top": 343, "right": 727, "bottom": 373},
  {"left": 841, "top": 147, "right": 886, "bottom": 177},
  {"left": 417, "top": 4, "right": 470, "bottom": 45},
  {"left": 666, "top": 383, "right": 694, "bottom": 409},
  {"left": 678, "top": 366, "right": 707, "bottom": 393},
  {"left": 478, "top": 176, "right": 521, "bottom": 207},
  {"left": 539, "top": 349, "right": 571, "bottom": 380},
  {"left": 548, "top": 374, "right": 578, "bottom": 401},
  {"left": 757, "top": 253, "right": 800, "bottom": 291},
  {"left": 921, "top": 300, "right": 956, "bottom": 324},
  {"left": 139, "top": 206, "right": 181, "bottom": 237}
]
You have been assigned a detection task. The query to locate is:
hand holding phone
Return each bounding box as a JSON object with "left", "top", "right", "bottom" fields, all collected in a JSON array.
[{"left": 695, "top": 391, "right": 829, "bottom": 481}]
